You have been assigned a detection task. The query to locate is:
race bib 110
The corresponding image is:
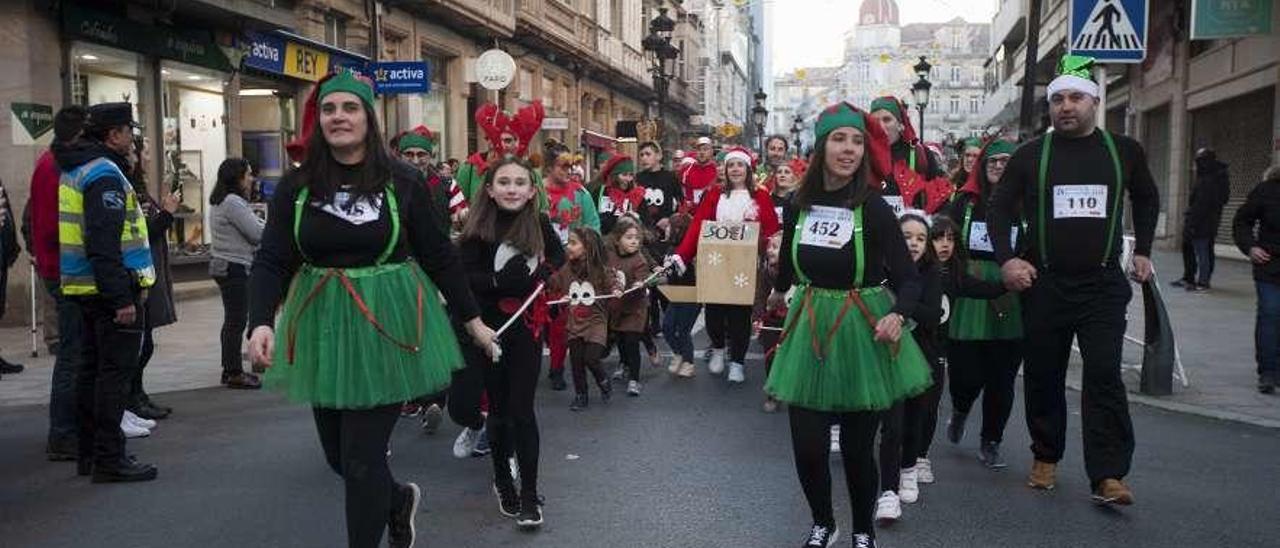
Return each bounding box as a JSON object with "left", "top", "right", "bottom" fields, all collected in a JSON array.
[
  {"left": 1053, "top": 185, "right": 1108, "bottom": 219},
  {"left": 800, "top": 206, "right": 855, "bottom": 249}
]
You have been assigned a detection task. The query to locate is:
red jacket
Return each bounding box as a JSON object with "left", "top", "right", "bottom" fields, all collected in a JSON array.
[
  {"left": 679, "top": 161, "right": 719, "bottom": 207},
  {"left": 674, "top": 185, "right": 779, "bottom": 264},
  {"left": 28, "top": 150, "right": 60, "bottom": 281}
]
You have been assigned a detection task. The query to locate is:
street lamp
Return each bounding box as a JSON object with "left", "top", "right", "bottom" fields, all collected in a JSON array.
[
  {"left": 911, "top": 56, "right": 933, "bottom": 142},
  {"left": 642, "top": 7, "right": 680, "bottom": 154},
  {"left": 790, "top": 114, "right": 803, "bottom": 157},
  {"left": 752, "top": 89, "right": 768, "bottom": 152}
]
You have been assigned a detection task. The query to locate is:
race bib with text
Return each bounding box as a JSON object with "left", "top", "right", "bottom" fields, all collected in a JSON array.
[
  {"left": 800, "top": 206, "right": 855, "bottom": 249},
  {"left": 1053, "top": 185, "right": 1108, "bottom": 219}
]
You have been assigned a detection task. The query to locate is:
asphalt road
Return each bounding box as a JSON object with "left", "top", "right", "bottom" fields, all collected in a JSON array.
[{"left": 2, "top": 351, "right": 1279, "bottom": 548}]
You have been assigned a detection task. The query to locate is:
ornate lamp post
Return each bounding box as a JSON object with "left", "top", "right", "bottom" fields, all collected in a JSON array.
[
  {"left": 751, "top": 89, "right": 769, "bottom": 153},
  {"left": 642, "top": 7, "right": 680, "bottom": 156},
  {"left": 789, "top": 114, "right": 803, "bottom": 158},
  {"left": 911, "top": 55, "right": 933, "bottom": 142}
]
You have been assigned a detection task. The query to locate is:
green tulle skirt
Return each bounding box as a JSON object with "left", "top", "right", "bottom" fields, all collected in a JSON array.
[
  {"left": 266, "top": 262, "right": 465, "bottom": 409},
  {"left": 948, "top": 259, "right": 1023, "bottom": 341},
  {"left": 764, "top": 286, "right": 933, "bottom": 412}
]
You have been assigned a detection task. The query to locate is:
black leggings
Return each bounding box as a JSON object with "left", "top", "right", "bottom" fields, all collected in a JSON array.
[
  {"left": 462, "top": 326, "right": 542, "bottom": 495},
  {"left": 616, "top": 331, "right": 644, "bottom": 382},
  {"left": 789, "top": 406, "right": 880, "bottom": 538},
  {"left": 948, "top": 339, "right": 1022, "bottom": 444},
  {"left": 569, "top": 339, "right": 608, "bottom": 396},
  {"left": 214, "top": 263, "right": 248, "bottom": 375},
  {"left": 705, "top": 304, "right": 752, "bottom": 364},
  {"left": 126, "top": 327, "right": 155, "bottom": 410},
  {"left": 312, "top": 404, "right": 400, "bottom": 548},
  {"left": 917, "top": 356, "right": 946, "bottom": 458}
]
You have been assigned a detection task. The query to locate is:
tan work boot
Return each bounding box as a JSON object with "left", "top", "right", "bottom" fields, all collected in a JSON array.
[
  {"left": 1092, "top": 479, "right": 1135, "bottom": 506},
  {"left": 1027, "top": 460, "right": 1057, "bottom": 490},
  {"left": 677, "top": 361, "right": 696, "bottom": 378}
]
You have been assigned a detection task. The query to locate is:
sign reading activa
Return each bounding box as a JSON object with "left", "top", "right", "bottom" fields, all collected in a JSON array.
[
  {"left": 11, "top": 103, "right": 54, "bottom": 146},
  {"left": 62, "top": 4, "right": 233, "bottom": 72},
  {"left": 1191, "top": 0, "right": 1273, "bottom": 39},
  {"left": 373, "top": 62, "right": 430, "bottom": 94}
]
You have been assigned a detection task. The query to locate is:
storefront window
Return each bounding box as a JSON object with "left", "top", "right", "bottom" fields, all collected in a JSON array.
[
  {"left": 239, "top": 75, "right": 297, "bottom": 201},
  {"left": 161, "top": 61, "right": 228, "bottom": 259},
  {"left": 71, "top": 43, "right": 141, "bottom": 113}
]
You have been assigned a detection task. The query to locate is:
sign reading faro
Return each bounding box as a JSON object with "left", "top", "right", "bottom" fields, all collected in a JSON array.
[{"left": 373, "top": 61, "right": 431, "bottom": 95}]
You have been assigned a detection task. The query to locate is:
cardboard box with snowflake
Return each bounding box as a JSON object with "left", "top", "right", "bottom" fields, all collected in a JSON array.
[{"left": 694, "top": 220, "right": 760, "bottom": 305}]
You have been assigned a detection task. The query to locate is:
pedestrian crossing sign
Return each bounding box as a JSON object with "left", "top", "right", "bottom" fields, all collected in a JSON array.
[{"left": 1069, "top": 0, "right": 1148, "bottom": 63}]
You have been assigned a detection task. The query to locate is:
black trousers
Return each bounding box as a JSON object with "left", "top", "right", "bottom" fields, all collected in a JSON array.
[
  {"left": 75, "top": 297, "right": 144, "bottom": 467},
  {"left": 568, "top": 339, "right": 608, "bottom": 395},
  {"left": 1022, "top": 268, "right": 1135, "bottom": 485},
  {"left": 313, "top": 404, "right": 400, "bottom": 548},
  {"left": 878, "top": 396, "right": 928, "bottom": 491},
  {"left": 704, "top": 304, "right": 752, "bottom": 364},
  {"left": 916, "top": 356, "right": 946, "bottom": 458},
  {"left": 616, "top": 331, "right": 644, "bottom": 382},
  {"left": 948, "top": 339, "right": 1022, "bottom": 444},
  {"left": 461, "top": 325, "right": 542, "bottom": 495},
  {"left": 448, "top": 348, "right": 487, "bottom": 431},
  {"left": 214, "top": 263, "right": 249, "bottom": 374},
  {"left": 125, "top": 328, "right": 155, "bottom": 410},
  {"left": 789, "top": 406, "right": 880, "bottom": 538}
]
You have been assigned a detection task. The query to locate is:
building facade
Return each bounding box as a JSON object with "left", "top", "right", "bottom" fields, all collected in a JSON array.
[{"left": 980, "top": 0, "right": 1280, "bottom": 246}]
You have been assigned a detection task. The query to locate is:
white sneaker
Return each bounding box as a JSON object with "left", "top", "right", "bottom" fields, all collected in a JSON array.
[
  {"left": 667, "top": 355, "right": 683, "bottom": 374},
  {"left": 899, "top": 467, "right": 920, "bottom": 504},
  {"left": 627, "top": 380, "right": 641, "bottom": 396},
  {"left": 677, "top": 361, "right": 696, "bottom": 378},
  {"left": 916, "top": 458, "right": 934, "bottom": 484},
  {"left": 121, "top": 416, "right": 151, "bottom": 439},
  {"left": 124, "top": 409, "right": 156, "bottom": 430},
  {"left": 727, "top": 362, "right": 745, "bottom": 383},
  {"left": 874, "top": 490, "right": 901, "bottom": 522},
  {"left": 611, "top": 366, "right": 625, "bottom": 381},
  {"left": 708, "top": 349, "right": 725, "bottom": 375},
  {"left": 829, "top": 425, "right": 841, "bottom": 453},
  {"left": 453, "top": 427, "right": 483, "bottom": 459}
]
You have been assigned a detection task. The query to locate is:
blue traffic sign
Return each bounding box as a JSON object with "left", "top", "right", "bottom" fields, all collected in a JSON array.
[
  {"left": 1069, "top": 0, "right": 1148, "bottom": 63},
  {"left": 372, "top": 61, "right": 430, "bottom": 95}
]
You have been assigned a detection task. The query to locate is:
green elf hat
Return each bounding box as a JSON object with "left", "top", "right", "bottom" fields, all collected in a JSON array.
[
  {"left": 813, "top": 101, "right": 891, "bottom": 182},
  {"left": 869, "top": 96, "right": 903, "bottom": 121},
  {"left": 600, "top": 154, "right": 635, "bottom": 184},
  {"left": 397, "top": 132, "right": 434, "bottom": 153},
  {"left": 962, "top": 137, "right": 983, "bottom": 150},
  {"left": 984, "top": 139, "right": 1016, "bottom": 158},
  {"left": 815, "top": 102, "right": 868, "bottom": 143},
  {"left": 1047, "top": 54, "right": 1099, "bottom": 101},
  {"left": 319, "top": 69, "right": 375, "bottom": 109}
]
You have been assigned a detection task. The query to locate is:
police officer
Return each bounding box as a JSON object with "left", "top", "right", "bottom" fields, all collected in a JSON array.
[
  {"left": 988, "top": 55, "right": 1158, "bottom": 506},
  {"left": 55, "top": 102, "right": 158, "bottom": 483}
]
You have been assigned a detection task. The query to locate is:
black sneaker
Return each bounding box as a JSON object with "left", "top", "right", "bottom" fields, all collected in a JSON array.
[
  {"left": 598, "top": 381, "right": 612, "bottom": 404},
  {"left": 0, "top": 359, "right": 24, "bottom": 375},
  {"left": 979, "top": 441, "right": 1007, "bottom": 469},
  {"left": 1260, "top": 373, "right": 1277, "bottom": 395},
  {"left": 802, "top": 523, "right": 838, "bottom": 547},
  {"left": 569, "top": 393, "right": 588, "bottom": 412},
  {"left": 516, "top": 492, "right": 544, "bottom": 529},
  {"left": 493, "top": 481, "right": 519, "bottom": 518},
  {"left": 1187, "top": 284, "right": 1210, "bottom": 293},
  {"left": 852, "top": 533, "right": 877, "bottom": 548},
  {"left": 1170, "top": 279, "right": 1189, "bottom": 288},
  {"left": 946, "top": 411, "right": 967, "bottom": 444},
  {"left": 91, "top": 458, "right": 157, "bottom": 483},
  {"left": 549, "top": 370, "right": 567, "bottom": 391},
  {"left": 387, "top": 482, "right": 420, "bottom": 548}
]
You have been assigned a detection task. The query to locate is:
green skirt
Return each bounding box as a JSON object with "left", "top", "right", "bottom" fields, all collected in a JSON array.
[
  {"left": 266, "top": 262, "right": 465, "bottom": 409},
  {"left": 764, "top": 286, "right": 933, "bottom": 412},
  {"left": 949, "top": 259, "right": 1023, "bottom": 341}
]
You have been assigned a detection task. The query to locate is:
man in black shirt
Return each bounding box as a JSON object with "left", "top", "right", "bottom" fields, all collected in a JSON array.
[{"left": 988, "top": 55, "right": 1158, "bottom": 506}]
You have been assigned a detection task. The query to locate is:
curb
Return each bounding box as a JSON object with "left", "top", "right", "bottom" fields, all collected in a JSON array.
[
  {"left": 1065, "top": 378, "right": 1280, "bottom": 430},
  {"left": 173, "top": 280, "right": 220, "bottom": 302}
]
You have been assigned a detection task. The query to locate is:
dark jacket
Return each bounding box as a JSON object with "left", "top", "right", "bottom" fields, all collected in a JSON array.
[
  {"left": 1185, "top": 158, "right": 1230, "bottom": 240},
  {"left": 134, "top": 184, "right": 177, "bottom": 328},
  {"left": 1232, "top": 175, "right": 1280, "bottom": 285},
  {"left": 0, "top": 179, "right": 21, "bottom": 318},
  {"left": 52, "top": 138, "right": 138, "bottom": 309}
]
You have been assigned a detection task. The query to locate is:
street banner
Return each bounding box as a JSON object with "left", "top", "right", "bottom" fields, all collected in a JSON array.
[
  {"left": 658, "top": 221, "right": 760, "bottom": 306},
  {"left": 1191, "top": 0, "right": 1273, "bottom": 40},
  {"left": 373, "top": 62, "right": 430, "bottom": 95},
  {"left": 1069, "top": 0, "right": 1149, "bottom": 62}
]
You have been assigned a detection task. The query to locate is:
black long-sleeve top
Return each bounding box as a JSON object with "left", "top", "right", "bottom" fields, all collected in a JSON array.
[
  {"left": 775, "top": 185, "right": 921, "bottom": 318},
  {"left": 913, "top": 260, "right": 943, "bottom": 362},
  {"left": 456, "top": 210, "right": 565, "bottom": 328},
  {"left": 989, "top": 130, "right": 1159, "bottom": 273},
  {"left": 248, "top": 161, "right": 479, "bottom": 330}
]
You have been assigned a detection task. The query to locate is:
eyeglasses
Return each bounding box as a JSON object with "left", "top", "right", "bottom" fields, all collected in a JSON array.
[{"left": 986, "top": 157, "right": 1010, "bottom": 167}]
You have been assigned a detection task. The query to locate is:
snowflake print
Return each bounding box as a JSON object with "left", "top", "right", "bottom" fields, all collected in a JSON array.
[
  {"left": 733, "top": 272, "right": 750, "bottom": 288},
  {"left": 707, "top": 252, "right": 724, "bottom": 266}
]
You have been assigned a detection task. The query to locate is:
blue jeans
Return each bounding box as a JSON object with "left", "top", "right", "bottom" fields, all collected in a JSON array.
[
  {"left": 44, "top": 280, "right": 82, "bottom": 448},
  {"left": 1256, "top": 280, "right": 1280, "bottom": 377},
  {"left": 662, "top": 303, "right": 700, "bottom": 363},
  {"left": 1192, "top": 238, "right": 1216, "bottom": 286}
]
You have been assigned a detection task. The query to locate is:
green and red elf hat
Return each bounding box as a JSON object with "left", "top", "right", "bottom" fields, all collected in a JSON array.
[
  {"left": 396, "top": 125, "right": 437, "bottom": 153},
  {"left": 959, "top": 138, "right": 1017, "bottom": 197},
  {"left": 598, "top": 153, "right": 635, "bottom": 185},
  {"left": 286, "top": 69, "right": 376, "bottom": 163},
  {"left": 813, "top": 101, "right": 893, "bottom": 184}
]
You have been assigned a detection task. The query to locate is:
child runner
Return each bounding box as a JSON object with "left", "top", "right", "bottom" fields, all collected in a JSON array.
[
  {"left": 548, "top": 227, "right": 621, "bottom": 410},
  {"left": 661, "top": 212, "right": 700, "bottom": 378},
  {"left": 754, "top": 233, "right": 787, "bottom": 412},
  {"left": 543, "top": 150, "right": 601, "bottom": 391},
  {"left": 607, "top": 217, "right": 657, "bottom": 396}
]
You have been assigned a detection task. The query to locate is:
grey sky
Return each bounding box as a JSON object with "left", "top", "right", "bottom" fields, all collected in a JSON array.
[{"left": 769, "top": 0, "right": 998, "bottom": 75}]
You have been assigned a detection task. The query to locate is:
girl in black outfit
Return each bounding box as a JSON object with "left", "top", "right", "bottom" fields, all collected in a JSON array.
[
  {"left": 456, "top": 156, "right": 564, "bottom": 529},
  {"left": 763, "top": 103, "right": 933, "bottom": 548},
  {"left": 246, "top": 71, "right": 495, "bottom": 548}
]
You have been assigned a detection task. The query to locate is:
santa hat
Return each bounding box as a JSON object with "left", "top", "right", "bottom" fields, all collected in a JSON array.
[
  {"left": 787, "top": 157, "right": 809, "bottom": 179},
  {"left": 814, "top": 101, "right": 892, "bottom": 184},
  {"left": 286, "top": 69, "right": 376, "bottom": 163},
  {"left": 960, "top": 139, "right": 1017, "bottom": 197},
  {"left": 1047, "top": 54, "right": 1099, "bottom": 101},
  {"left": 474, "top": 101, "right": 545, "bottom": 156},
  {"left": 722, "top": 145, "right": 754, "bottom": 169}
]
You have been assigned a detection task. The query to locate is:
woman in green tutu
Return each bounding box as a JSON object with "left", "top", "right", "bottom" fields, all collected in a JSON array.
[
  {"left": 763, "top": 102, "right": 933, "bottom": 548},
  {"left": 245, "top": 70, "right": 496, "bottom": 548}
]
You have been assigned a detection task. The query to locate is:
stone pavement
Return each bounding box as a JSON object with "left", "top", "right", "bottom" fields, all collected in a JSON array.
[{"left": 0, "top": 248, "right": 1276, "bottom": 429}]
